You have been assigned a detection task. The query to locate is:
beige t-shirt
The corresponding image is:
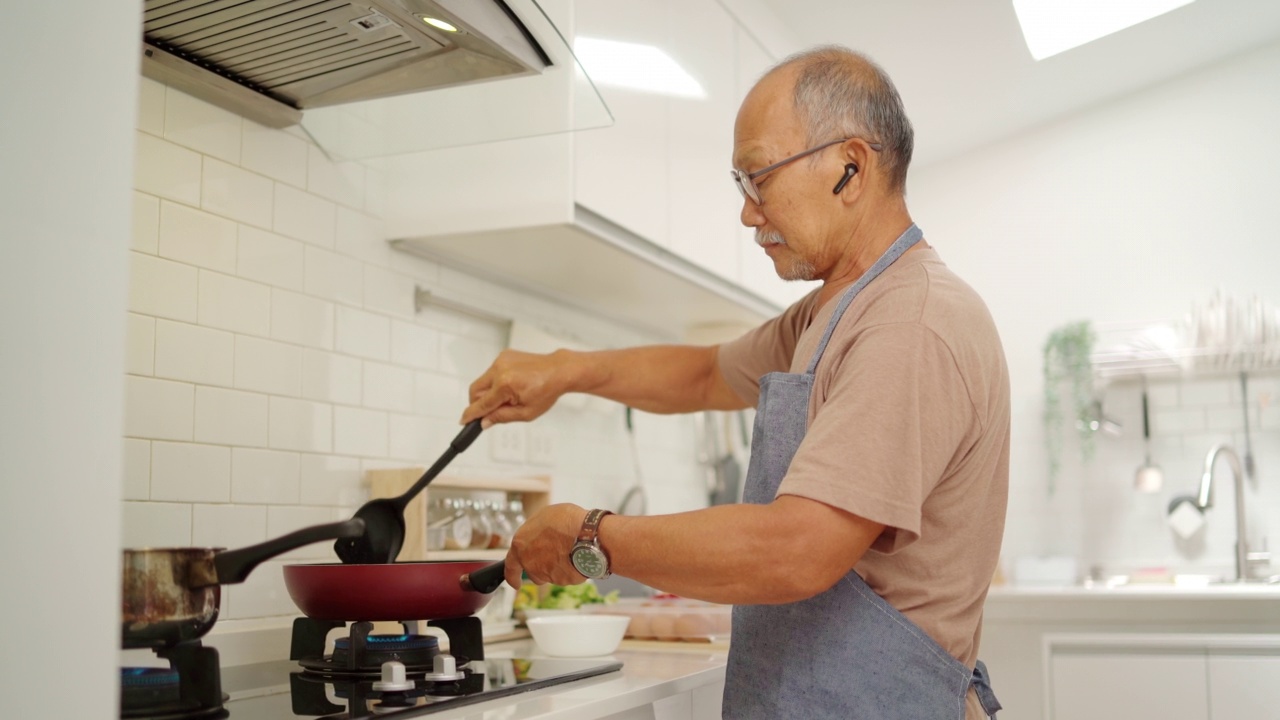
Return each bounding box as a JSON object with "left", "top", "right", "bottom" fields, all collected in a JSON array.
[{"left": 718, "top": 244, "right": 1009, "bottom": 714}]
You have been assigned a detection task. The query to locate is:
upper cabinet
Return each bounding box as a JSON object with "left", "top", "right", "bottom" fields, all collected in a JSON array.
[{"left": 387, "top": 0, "right": 816, "bottom": 339}]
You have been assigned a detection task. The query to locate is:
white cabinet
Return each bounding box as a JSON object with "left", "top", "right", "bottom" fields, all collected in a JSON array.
[
  {"left": 1207, "top": 654, "right": 1280, "bottom": 719},
  {"left": 1050, "top": 652, "right": 1208, "bottom": 720}
]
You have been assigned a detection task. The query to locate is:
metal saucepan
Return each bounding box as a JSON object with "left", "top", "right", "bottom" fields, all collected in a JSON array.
[
  {"left": 122, "top": 518, "right": 365, "bottom": 648},
  {"left": 283, "top": 559, "right": 508, "bottom": 621}
]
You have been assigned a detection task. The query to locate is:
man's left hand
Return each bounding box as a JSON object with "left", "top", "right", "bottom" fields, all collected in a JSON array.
[{"left": 502, "top": 503, "right": 590, "bottom": 588}]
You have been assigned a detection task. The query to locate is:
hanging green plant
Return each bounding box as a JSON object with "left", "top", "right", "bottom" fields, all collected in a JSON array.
[{"left": 1042, "top": 320, "right": 1098, "bottom": 494}]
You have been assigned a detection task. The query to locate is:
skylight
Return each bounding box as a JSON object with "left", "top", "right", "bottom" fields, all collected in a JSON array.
[
  {"left": 1013, "top": 0, "right": 1196, "bottom": 61},
  {"left": 572, "top": 37, "right": 706, "bottom": 99}
]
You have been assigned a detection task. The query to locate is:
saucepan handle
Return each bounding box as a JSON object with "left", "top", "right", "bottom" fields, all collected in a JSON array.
[
  {"left": 210, "top": 518, "right": 367, "bottom": 586},
  {"left": 460, "top": 560, "right": 508, "bottom": 594}
]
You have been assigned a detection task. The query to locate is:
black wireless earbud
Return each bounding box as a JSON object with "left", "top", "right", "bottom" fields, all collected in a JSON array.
[{"left": 832, "top": 163, "right": 858, "bottom": 194}]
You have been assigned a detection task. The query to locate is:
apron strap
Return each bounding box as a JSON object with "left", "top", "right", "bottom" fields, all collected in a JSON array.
[{"left": 971, "top": 660, "right": 1002, "bottom": 718}]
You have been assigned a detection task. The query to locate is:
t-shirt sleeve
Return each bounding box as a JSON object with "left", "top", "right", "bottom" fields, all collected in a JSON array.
[
  {"left": 716, "top": 290, "right": 819, "bottom": 406},
  {"left": 776, "top": 322, "right": 975, "bottom": 553}
]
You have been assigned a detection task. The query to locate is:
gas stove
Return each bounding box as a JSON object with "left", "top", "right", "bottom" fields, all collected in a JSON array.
[{"left": 121, "top": 616, "right": 621, "bottom": 720}]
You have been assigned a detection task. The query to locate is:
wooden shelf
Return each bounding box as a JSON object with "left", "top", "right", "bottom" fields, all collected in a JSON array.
[{"left": 365, "top": 469, "right": 549, "bottom": 563}]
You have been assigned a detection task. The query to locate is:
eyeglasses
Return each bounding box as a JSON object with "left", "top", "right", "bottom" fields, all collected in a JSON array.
[{"left": 730, "top": 137, "right": 882, "bottom": 205}]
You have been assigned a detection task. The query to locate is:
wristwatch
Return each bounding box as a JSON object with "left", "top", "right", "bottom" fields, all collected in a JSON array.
[{"left": 570, "top": 509, "right": 614, "bottom": 579}]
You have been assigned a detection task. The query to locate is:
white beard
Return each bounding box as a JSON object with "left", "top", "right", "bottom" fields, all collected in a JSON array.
[{"left": 756, "top": 229, "right": 816, "bottom": 281}]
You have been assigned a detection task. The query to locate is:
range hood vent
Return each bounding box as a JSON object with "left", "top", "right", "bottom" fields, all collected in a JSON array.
[{"left": 141, "top": 0, "right": 559, "bottom": 130}]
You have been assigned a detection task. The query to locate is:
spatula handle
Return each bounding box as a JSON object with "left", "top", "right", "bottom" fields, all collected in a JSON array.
[{"left": 393, "top": 420, "right": 484, "bottom": 510}]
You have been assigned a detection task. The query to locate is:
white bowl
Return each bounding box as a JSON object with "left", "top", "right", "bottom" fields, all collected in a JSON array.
[
  {"left": 526, "top": 614, "right": 630, "bottom": 657},
  {"left": 521, "top": 607, "right": 584, "bottom": 620}
]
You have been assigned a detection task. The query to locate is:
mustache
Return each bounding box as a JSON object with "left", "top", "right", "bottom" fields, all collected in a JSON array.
[{"left": 756, "top": 230, "right": 786, "bottom": 247}]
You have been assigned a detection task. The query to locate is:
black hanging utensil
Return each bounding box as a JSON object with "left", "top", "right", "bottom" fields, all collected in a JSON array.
[{"left": 335, "top": 421, "right": 483, "bottom": 564}]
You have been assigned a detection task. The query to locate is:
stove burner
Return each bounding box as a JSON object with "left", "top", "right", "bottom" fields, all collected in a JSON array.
[
  {"left": 119, "top": 642, "right": 228, "bottom": 720},
  {"left": 331, "top": 633, "right": 440, "bottom": 669}
]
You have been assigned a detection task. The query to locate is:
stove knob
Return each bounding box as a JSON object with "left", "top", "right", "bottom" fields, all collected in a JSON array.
[
  {"left": 420, "top": 653, "right": 465, "bottom": 682},
  {"left": 372, "top": 661, "right": 415, "bottom": 692}
]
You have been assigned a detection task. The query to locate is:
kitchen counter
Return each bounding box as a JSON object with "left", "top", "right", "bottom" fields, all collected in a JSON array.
[{"left": 423, "top": 638, "right": 728, "bottom": 720}]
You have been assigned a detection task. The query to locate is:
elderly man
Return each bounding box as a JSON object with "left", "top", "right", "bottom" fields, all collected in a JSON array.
[{"left": 462, "top": 46, "right": 1008, "bottom": 719}]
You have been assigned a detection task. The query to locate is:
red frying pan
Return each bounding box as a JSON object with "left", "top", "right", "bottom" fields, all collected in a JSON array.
[{"left": 283, "top": 560, "right": 507, "bottom": 620}]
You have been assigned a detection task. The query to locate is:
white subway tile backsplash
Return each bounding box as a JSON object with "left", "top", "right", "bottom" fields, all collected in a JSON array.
[
  {"left": 1152, "top": 407, "right": 1208, "bottom": 435},
  {"left": 136, "top": 77, "right": 166, "bottom": 136},
  {"left": 134, "top": 132, "right": 201, "bottom": 205},
  {"left": 389, "top": 414, "right": 450, "bottom": 461},
  {"left": 269, "top": 397, "right": 333, "bottom": 453},
  {"left": 391, "top": 322, "right": 439, "bottom": 371},
  {"left": 241, "top": 120, "right": 307, "bottom": 187},
  {"left": 154, "top": 319, "right": 235, "bottom": 387},
  {"left": 164, "top": 91, "right": 242, "bottom": 164},
  {"left": 363, "top": 165, "right": 386, "bottom": 217},
  {"left": 363, "top": 266, "right": 414, "bottom": 319},
  {"left": 198, "top": 270, "right": 271, "bottom": 336},
  {"left": 414, "top": 371, "right": 466, "bottom": 418},
  {"left": 125, "top": 376, "right": 194, "bottom": 441},
  {"left": 129, "top": 252, "right": 198, "bottom": 322},
  {"left": 224, "top": 560, "right": 297, "bottom": 619},
  {"left": 132, "top": 192, "right": 160, "bottom": 254},
  {"left": 274, "top": 183, "right": 336, "bottom": 247},
  {"left": 192, "top": 504, "right": 267, "bottom": 549},
  {"left": 438, "top": 333, "right": 501, "bottom": 378},
  {"left": 336, "top": 306, "right": 390, "bottom": 360},
  {"left": 1180, "top": 379, "right": 1233, "bottom": 406},
  {"left": 305, "top": 246, "right": 363, "bottom": 305},
  {"left": 122, "top": 438, "right": 151, "bottom": 501},
  {"left": 202, "top": 157, "right": 274, "bottom": 230},
  {"left": 158, "top": 201, "right": 238, "bottom": 273},
  {"left": 270, "top": 289, "right": 334, "bottom": 350},
  {"left": 267, "top": 506, "right": 341, "bottom": 561},
  {"left": 194, "top": 386, "right": 269, "bottom": 447},
  {"left": 237, "top": 225, "right": 304, "bottom": 292},
  {"left": 299, "top": 454, "right": 362, "bottom": 506},
  {"left": 333, "top": 406, "right": 388, "bottom": 457},
  {"left": 1207, "top": 405, "right": 1249, "bottom": 432},
  {"left": 307, "top": 145, "right": 364, "bottom": 209},
  {"left": 300, "top": 349, "right": 362, "bottom": 405},
  {"left": 336, "top": 207, "right": 389, "bottom": 266},
  {"left": 362, "top": 362, "right": 413, "bottom": 413},
  {"left": 235, "top": 336, "right": 301, "bottom": 396},
  {"left": 151, "top": 441, "right": 232, "bottom": 503},
  {"left": 125, "top": 313, "right": 156, "bottom": 376},
  {"left": 122, "top": 502, "right": 191, "bottom": 548},
  {"left": 231, "top": 448, "right": 300, "bottom": 504}
]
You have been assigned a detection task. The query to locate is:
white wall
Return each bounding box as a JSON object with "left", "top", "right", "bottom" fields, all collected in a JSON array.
[
  {"left": 123, "top": 80, "right": 711, "bottom": 632},
  {"left": 0, "top": 2, "right": 137, "bottom": 716},
  {"left": 909, "top": 40, "right": 1280, "bottom": 578}
]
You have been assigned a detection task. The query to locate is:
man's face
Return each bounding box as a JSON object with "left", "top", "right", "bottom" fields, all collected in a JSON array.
[{"left": 731, "top": 71, "right": 846, "bottom": 283}]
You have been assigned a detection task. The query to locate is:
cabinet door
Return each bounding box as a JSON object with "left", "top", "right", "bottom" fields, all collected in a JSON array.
[
  {"left": 1208, "top": 654, "right": 1280, "bottom": 719},
  {"left": 573, "top": 0, "right": 670, "bottom": 247},
  {"left": 1050, "top": 652, "right": 1208, "bottom": 720},
  {"left": 731, "top": 27, "right": 818, "bottom": 309},
  {"left": 666, "top": 0, "right": 740, "bottom": 283},
  {"left": 691, "top": 679, "right": 725, "bottom": 719}
]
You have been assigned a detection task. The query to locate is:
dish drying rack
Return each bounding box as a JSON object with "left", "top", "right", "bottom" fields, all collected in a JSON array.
[{"left": 1090, "top": 293, "right": 1280, "bottom": 381}]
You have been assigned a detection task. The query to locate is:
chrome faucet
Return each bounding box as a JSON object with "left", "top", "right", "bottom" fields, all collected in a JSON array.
[{"left": 1193, "top": 444, "right": 1265, "bottom": 582}]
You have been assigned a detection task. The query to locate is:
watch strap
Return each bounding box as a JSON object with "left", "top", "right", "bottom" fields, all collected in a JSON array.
[{"left": 577, "top": 508, "right": 613, "bottom": 545}]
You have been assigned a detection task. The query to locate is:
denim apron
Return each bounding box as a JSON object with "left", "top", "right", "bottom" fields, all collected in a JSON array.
[{"left": 722, "top": 224, "right": 1001, "bottom": 720}]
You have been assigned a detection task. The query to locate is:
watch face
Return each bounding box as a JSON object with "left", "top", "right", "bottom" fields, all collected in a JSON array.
[{"left": 572, "top": 546, "right": 607, "bottom": 579}]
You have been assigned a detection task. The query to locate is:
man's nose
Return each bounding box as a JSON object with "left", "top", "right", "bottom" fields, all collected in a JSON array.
[{"left": 740, "top": 197, "right": 764, "bottom": 228}]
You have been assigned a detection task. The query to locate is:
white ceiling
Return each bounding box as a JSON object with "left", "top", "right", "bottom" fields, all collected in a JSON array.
[{"left": 757, "top": 0, "right": 1280, "bottom": 168}]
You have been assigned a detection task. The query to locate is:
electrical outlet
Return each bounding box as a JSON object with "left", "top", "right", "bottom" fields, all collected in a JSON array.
[
  {"left": 490, "top": 424, "right": 527, "bottom": 464},
  {"left": 527, "top": 426, "right": 556, "bottom": 466}
]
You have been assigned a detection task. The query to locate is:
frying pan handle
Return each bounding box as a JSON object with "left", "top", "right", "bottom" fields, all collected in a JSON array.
[
  {"left": 393, "top": 420, "right": 484, "bottom": 510},
  {"left": 459, "top": 560, "right": 508, "bottom": 594},
  {"left": 210, "top": 518, "right": 366, "bottom": 586}
]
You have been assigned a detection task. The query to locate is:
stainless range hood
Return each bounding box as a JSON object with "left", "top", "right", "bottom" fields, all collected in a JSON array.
[{"left": 141, "top": 0, "right": 610, "bottom": 157}]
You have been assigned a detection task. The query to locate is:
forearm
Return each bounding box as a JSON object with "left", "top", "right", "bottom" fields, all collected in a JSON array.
[
  {"left": 599, "top": 498, "right": 881, "bottom": 605},
  {"left": 562, "top": 345, "right": 748, "bottom": 414}
]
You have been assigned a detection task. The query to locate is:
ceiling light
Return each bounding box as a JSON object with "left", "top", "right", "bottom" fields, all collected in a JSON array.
[
  {"left": 1012, "top": 0, "right": 1195, "bottom": 61},
  {"left": 420, "top": 16, "right": 458, "bottom": 33},
  {"left": 573, "top": 37, "right": 705, "bottom": 99}
]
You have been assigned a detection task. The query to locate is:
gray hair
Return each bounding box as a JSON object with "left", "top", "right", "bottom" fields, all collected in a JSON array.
[{"left": 772, "top": 46, "right": 914, "bottom": 192}]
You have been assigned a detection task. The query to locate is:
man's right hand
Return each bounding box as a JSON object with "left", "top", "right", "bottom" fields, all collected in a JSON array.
[{"left": 461, "top": 349, "right": 576, "bottom": 427}]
